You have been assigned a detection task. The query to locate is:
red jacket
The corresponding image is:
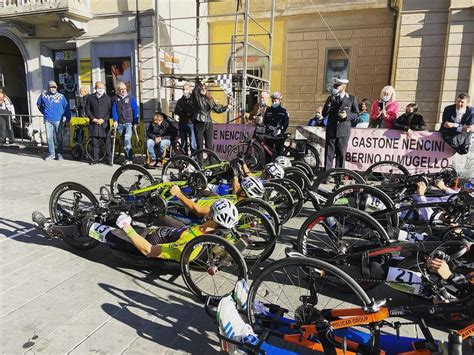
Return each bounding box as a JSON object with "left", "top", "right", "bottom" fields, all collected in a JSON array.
[{"left": 370, "top": 99, "right": 399, "bottom": 128}]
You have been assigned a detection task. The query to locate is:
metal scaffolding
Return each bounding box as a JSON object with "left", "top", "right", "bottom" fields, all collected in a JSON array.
[{"left": 155, "top": 0, "right": 276, "bottom": 123}]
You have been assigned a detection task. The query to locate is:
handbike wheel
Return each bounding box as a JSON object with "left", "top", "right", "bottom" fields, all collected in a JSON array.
[
  {"left": 191, "top": 148, "right": 221, "bottom": 168},
  {"left": 262, "top": 181, "right": 295, "bottom": 223},
  {"left": 180, "top": 234, "right": 247, "bottom": 302},
  {"left": 85, "top": 138, "right": 107, "bottom": 163},
  {"left": 247, "top": 257, "right": 377, "bottom": 353},
  {"left": 48, "top": 182, "right": 100, "bottom": 250},
  {"left": 162, "top": 155, "right": 201, "bottom": 182},
  {"left": 110, "top": 164, "right": 155, "bottom": 198},
  {"left": 291, "top": 160, "right": 314, "bottom": 180},
  {"left": 226, "top": 142, "right": 265, "bottom": 170},
  {"left": 235, "top": 198, "right": 282, "bottom": 236},
  {"left": 272, "top": 178, "right": 304, "bottom": 217},
  {"left": 296, "top": 206, "right": 389, "bottom": 261},
  {"left": 236, "top": 206, "right": 277, "bottom": 263},
  {"left": 363, "top": 160, "right": 409, "bottom": 186}
]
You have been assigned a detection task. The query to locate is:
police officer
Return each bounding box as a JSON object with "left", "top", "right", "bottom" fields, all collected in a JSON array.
[
  {"left": 263, "top": 92, "right": 289, "bottom": 160},
  {"left": 322, "top": 78, "right": 359, "bottom": 171}
]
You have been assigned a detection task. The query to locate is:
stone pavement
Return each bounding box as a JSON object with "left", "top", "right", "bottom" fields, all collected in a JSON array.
[{"left": 0, "top": 148, "right": 449, "bottom": 354}]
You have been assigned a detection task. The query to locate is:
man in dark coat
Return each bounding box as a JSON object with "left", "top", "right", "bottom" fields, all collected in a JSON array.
[
  {"left": 86, "top": 81, "right": 112, "bottom": 165},
  {"left": 174, "top": 82, "right": 196, "bottom": 155},
  {"left": 440, "top": 93, "right": 473, "bottom": 155},
  {"left": 322, "top": 77, "right": 359, "bottom": 171}
]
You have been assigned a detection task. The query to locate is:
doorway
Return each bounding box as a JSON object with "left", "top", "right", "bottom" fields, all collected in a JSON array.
[{"left": 101, "top": 57, "right": 132, "bottom": 97}]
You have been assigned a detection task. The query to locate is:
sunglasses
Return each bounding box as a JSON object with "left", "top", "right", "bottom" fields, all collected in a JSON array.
[{"left": 49, "top": 86, "right": 57, "bottom": 89}]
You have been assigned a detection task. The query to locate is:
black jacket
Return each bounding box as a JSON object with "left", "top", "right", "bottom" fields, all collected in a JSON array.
[
  {"left": 440, "top": 104, "right": 473, "bottom": 138},
  {"left": 322, "top": 93, "right": 359, "bottom": 138},
  {"left": 77, "top": 94, "right": 89, "bottom": 117},
  {"left": 174, "top": 95, "right": 194, "bottom": 126},
  {"left": 393, "top": 113, "right": 426, "bottom": 131},
  {"left": 192, "top": 86, "right": 227, "bottom": 123},
  {"left": 263, "top": 105, "right": 289, "bottom": 133},
  {"left": 146, "top": 118, "right": 177, "bottom": 141},
  {"left": 85, "top": 94, "right": 112, "bottom": 138}
]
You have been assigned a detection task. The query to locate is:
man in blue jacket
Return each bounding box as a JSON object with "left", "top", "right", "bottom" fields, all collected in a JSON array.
[
  {"left": 37, "top": 80, "right": 71, "bottom": 160},
  {"left": 112, "top": 82, "right": 139, "bottom": 164},
  {"left": 440, "top": 93, "right": 473, "bottom": 155}
]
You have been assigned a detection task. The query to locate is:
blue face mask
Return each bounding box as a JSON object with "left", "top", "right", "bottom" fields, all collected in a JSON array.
[{"left": 272, "top": 103, "right": 279, "bottom": 108}]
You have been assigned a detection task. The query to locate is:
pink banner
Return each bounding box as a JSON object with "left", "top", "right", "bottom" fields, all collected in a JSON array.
[
  {"left": 211, "top": 123, "right": 256, "bottom": 159},
  {"left": 296, "top": 127, "right": 456, "bottom": 173}
]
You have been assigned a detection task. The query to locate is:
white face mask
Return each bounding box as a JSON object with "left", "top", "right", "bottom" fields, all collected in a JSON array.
[
  {"left": 331, "top": 88, "right": 340, "bottom": 96},
  {"left": 96, "top": 88, "right": 105, "bottom": 96},
  {"left": 183, "top": 91, "right": 191, "bottom": 98},
  {"left": 49, "top": 88, "right": 57, "bottom": 94},
  {"left": 382, "top": 95, "right": 390, "bottom": 102}
]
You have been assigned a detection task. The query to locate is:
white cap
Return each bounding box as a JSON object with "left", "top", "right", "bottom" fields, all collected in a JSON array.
[{"left": 333, "top": 77, "right": 349, "bottom": 85}]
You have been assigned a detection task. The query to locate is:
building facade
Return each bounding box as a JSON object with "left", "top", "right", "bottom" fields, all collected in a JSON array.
[{"left": 0, "top": 0, "right": 208, "bottom": 123}]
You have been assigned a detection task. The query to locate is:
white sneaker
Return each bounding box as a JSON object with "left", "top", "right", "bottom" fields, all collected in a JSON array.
[
  {"left": 233, "top": 279, "right": 249, "bottom": 311},
  {"left": 217, "top": 296, "right": 257, "bottom": 353}
]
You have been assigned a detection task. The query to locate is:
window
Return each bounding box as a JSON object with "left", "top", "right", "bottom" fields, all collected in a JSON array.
[{"left": 324, "top": 48, "right": 350, "bottom": 93}]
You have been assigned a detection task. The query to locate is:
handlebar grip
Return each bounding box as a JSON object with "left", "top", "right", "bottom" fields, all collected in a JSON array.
[{"left": 448, "top": 331, "right": 463, "bottom": 355}]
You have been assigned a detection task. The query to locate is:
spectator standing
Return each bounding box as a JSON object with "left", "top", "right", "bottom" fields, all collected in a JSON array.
[
  {"left": 86, "top": 81, "right": 112, "bottom": 165},
  {"left": 174, "top": 82, "right": 196, "bottom": 155},
  {"left": 353, "top": 99, "right": 371, "bottom": 128},
  {"left": 0, "top": 92, "right": 15, "bottom": 144},
  {"left": 77, "top": 86, "right": 90, "bottom": 117},
  {"left": 250, "top": 92, "right": 269, "bottom": 121},
  {"left": 263, "top": 92, "right": 289, "bottom": 159},
  {"left": 370, "top": 86, "right": 399, "bottom": 128},
  {"left": 112, "top": 82, "right": 139, "bottom": 164},
  {"left": 146, "top": 112, "right": 178, "bottom": 166},
  {"left": 322, "top": 77, "right": 359, "bottom": 171},
  {"left": 440, "top": 93, "right": 473, "bottom": 155},
  {"left": 36, "top": 80, "right": 71, "bottom": 161},
  {"left": 192, "top": 82, "right": 230, "bottom": 150},
  {"left": 393, "top": 103, "right": 426, "bottom": 135}
]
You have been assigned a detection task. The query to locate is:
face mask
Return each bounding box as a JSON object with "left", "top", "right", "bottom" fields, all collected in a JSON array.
[
  {"left": 331, "top": 88, "right": 340, "bottom": 96},
  {"left": 183, "top": 91, "right": 191, "bottom": 98},
  {"left": 382, "top": 95, "right": 390, "bottom": 102},
  {"left": 96, "top": 88, "right": 105, "bottom": 96},
  {"left": 315, "top": 113, "right": 322, "bottom": 119},
  {"left": 49, "top": 88, "right": 57, "bottom": 94},
  {"left": 272, "top": 103, "right": 279, "bottom": 108}
]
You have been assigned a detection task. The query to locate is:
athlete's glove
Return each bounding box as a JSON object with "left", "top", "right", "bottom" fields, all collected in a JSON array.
[{"left": 116, "top": 213, "right": 132, "bottom": 229}]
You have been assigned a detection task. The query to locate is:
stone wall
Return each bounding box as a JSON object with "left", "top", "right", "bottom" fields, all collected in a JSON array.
[{"left": 283, "top": 9, "right": 394, "bottom": 126}]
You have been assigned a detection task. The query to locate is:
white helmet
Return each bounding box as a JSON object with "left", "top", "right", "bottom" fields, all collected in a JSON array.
[
  {"left": 241, "top": 176, "right": 264, "bottom": 198},
  {"left": 275, "top": 156, "right": 291, "bottom": 169},
  {"left": 210, "top": 199, "right": 239, "bottom": 229},
  {"left": 264, "top": 163, "right": 285, "bottom": 179}
]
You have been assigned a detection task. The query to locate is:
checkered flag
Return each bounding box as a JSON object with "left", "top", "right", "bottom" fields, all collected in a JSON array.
[{"left": 216, "top": 74, "right": 233, "bottom": 99}]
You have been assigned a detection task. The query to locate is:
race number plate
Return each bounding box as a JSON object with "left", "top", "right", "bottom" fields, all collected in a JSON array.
[
  {"left": 386, "top": 267, "right": 423, "bottom": 295},
  {"left": 88, "top": 223, "right": 112, "bottom": 241}
]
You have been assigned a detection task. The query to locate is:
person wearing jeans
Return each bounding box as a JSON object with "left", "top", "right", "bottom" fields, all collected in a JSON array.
[
  {"left": 112, "top": 82, "right": 139, "bottom": 164},
  {"left": 146, "top": 112, "right": 177, "bottom": 166},
  {"left": 36, "top": 80, "right": 71, "bottom": 160}
]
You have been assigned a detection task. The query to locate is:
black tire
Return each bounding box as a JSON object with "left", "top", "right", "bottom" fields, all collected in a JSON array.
[
  {"left": 262, "top": 181, "right": 295, "bottom": 223},
  {"left": 180, "top": 234, "right": 248, "bottom": 301},
  {"left": 48, "top": 182, "right": 100, "bottom": 250},
  {"left": 162, "top": 155, "right": 201, "bottom": 182},
  {"left": 282, "top": 141, "right": 321, "bottom": 174},
  {"left": 311, "top": 168, "right": 366, "bottom": 209},
  {"left": 71, "top": 145, "right": 83, "bottom": 161},
  {"left": 113, "top": 136, "right": 123, "bottom": 163},
  {"left": 235, "top": 206, "right": 277, "bottom": 263},
  {"left": 284, "top": 167, "right": 312, "bottom": 194},
  {"left": 110, "top": 164, "right": 155, "bottom": 198},
  {"left": 191, "top": 148, "right": 221, "bottom": 168},
  {"left": 247, "top": 257, "right": 373, "bottom": 335},
  {"left": 226, "top": 142, "right": 265, "bottom": 170},
  {"left": 272, "top": 178, "right": 305, "bottom": 217},
  {"left": 325, "top": 184, "right": 399, "bottom": 232},
  {"left": 235, "top": 198, "right": 281, "bottom": 235},
  {"left": 296, "top": 206, "right": 389, "bottom": 261},
  {"left": 363, "top": 160, "right": 410, "bottom": 186},
  {"left": 291, "top": 160, "right": 314, "bottom": 180},
  {"left": 85, "top": 138, "right": 107, "bottom": 163}
]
